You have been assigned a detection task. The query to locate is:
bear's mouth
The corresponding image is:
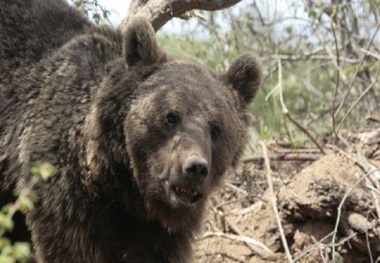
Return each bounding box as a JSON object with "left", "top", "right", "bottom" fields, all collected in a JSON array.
[{"left": 171, "top": 186, "right": 202, "bottom": 205}]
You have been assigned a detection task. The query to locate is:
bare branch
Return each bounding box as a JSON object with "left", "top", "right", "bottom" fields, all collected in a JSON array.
[
  {"left": 334, "top": 23, "right": 380, "bottom": 125},
  {"left": 120, "top": 0, "right": 242, "bottom": 32},
  {"left": 338, "top": 74, "right": 380, "bottom": 131}
]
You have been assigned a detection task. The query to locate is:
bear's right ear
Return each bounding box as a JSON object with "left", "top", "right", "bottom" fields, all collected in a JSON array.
[{"left": 123, "top": 16, "right": 166, "bottom": 67}]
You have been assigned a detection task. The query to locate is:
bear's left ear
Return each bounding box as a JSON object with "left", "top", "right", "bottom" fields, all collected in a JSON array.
[
  {"left": 222, "top": 54, "right": 262, "bottom": 107},
  {"left": 123, "top": 16, "right": 166, "bottom": 67}
]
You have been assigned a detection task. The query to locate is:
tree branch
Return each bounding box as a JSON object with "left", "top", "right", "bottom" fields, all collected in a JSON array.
[{"left": 119, "top": 0, "right": 243, "bottom": 32}]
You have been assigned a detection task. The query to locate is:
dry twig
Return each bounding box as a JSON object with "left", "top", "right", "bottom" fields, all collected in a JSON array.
[
  {"left": 266, "top": 59, "right": 325, "bottom": 154},
  {"left": 259, "top": 141, "right": 293, "bottom": 262},
  {"left": 242, "top": 152, "right": 321, "bottom": 163},
  {"left": 330, "top": 169, "right": 376, "bottom": 262},
  {"left": 331, "top": 21, "right": 340, "bottom": 140},
  {"left": 199, "top": 231, "right": 277, "bottom": 261},
  {"left": 209, "top": 196, "right": 278, "bottom": 261},
  {"left": 337, "top": 74, "right": 380, "bottom": 131}
]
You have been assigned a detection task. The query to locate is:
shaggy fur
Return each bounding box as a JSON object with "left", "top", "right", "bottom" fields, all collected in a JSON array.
[{"left": 0, "top": 0, "right": 262, "bottom": 262}]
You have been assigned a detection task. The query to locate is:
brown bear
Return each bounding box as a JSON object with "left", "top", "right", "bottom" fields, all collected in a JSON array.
[{"left": 0, "top": 0, "right": 262, "bottom": 262}]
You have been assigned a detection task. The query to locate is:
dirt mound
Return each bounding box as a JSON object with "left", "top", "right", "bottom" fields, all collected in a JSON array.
[{"left": 195, "top": 129, "right": 380, "bottom": 262}]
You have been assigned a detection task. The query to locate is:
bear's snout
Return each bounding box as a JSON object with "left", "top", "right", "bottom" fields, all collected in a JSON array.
[
  {"left": 182, "top": 155, "right": 209, "bottom": 179},
  {"left": 167, "top": 153, "right": 209, "bottom": 207}
]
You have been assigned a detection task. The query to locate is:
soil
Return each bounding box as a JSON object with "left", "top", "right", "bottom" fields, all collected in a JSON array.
[{"left": 194, "top": 129, "right": 380, "bottom": 263}]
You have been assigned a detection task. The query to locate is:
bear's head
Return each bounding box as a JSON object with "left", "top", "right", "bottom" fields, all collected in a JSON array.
[{"left": 89, "top": 17, "right": 261, "bottom": 231}]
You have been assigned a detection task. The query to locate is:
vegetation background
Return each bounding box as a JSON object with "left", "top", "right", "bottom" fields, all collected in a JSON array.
[
  {"left": 73, "top": 0, "right": 380, "bottom": 147},
  {"left": 155, "top": 0, "right": 380, "bottom": 146}
]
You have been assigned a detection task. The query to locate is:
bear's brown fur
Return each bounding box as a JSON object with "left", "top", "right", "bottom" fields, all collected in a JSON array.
[{"left": 0, "top": 0, "right": 262, "bottom": 262}]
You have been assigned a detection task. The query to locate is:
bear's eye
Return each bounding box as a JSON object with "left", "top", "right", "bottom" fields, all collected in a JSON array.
[
  {"left": 211, "top": 125, "right": 221, "bottom": 140},
  {"left": 166, "top": 112, "right": 179, "bottom": 126}
]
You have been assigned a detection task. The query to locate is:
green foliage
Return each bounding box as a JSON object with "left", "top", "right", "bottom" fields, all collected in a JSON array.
[
  {"left": 158, "top": 35, "right": 324, "bottom": 144},
  {"left": 240, "top": 166, "right": 253, "bottom": 194},
  {"left": 0, "top": 162, "right": 56, "bottom": 262},
  {"left": 70, "top": 0, "right": 110, "bottom": 25},
  {"left": 0, "top": 240, "right": 30, "bottom": 263}
]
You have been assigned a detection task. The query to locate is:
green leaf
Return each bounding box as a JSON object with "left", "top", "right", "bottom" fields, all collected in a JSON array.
[
  {"left": 12, "top": 242, "right": 31, "bottom": 262},
  {"left": 0, "top": 255, "right": 15, "bottom": 263},
  {"left": 17, "top": 196, "right": 34, "bottom": 212},
  {"left": 0, "top": 215, "right": 13, "bottom": 232},
  {"left": 39, "top": 162, "right": 56, "bottom": 181}
]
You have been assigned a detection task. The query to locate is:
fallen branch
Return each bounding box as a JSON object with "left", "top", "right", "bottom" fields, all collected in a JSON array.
[
  {"left": 199, "top": 231, "right": 277, "bottom": 261},
  {"left": 242, "top": 153, "right": 321, "bottom": 163}
]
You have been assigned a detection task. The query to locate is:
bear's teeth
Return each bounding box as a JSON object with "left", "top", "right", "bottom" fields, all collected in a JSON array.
[{"left": 172, "top": 186, "right": 200, "bottom": 203}]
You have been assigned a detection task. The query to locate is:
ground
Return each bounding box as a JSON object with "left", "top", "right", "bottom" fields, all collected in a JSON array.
[{"left": 195, "top": 128, "right": 380, "bottom": 263}]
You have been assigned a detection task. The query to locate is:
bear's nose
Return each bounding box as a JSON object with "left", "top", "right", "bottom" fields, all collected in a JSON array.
[{"left": 183, "top": 155, "right": 209, "bottom": 178}]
